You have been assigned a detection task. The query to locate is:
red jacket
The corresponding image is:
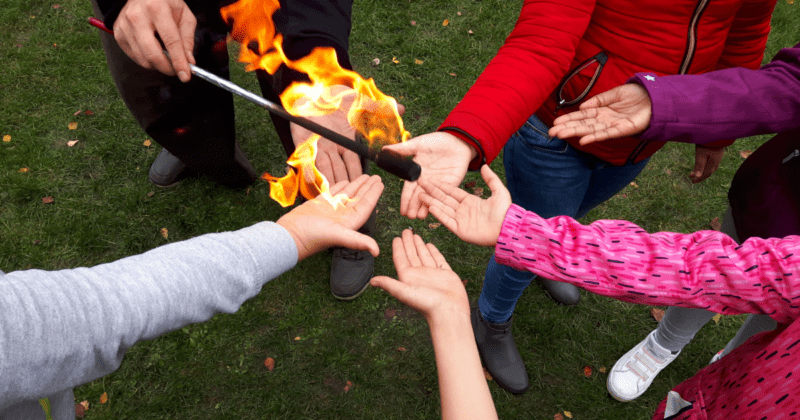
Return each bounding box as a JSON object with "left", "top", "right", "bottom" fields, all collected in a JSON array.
[{"left": 440, "top": 0, "right": 777, "bottom": 168}]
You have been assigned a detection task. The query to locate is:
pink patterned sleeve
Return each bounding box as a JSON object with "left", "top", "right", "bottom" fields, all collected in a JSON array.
[{"left": 495, "top": 204, "right": 800, "bottom": 324}]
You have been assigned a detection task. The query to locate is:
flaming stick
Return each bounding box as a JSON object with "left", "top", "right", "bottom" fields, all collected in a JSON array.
[{"left": 87, "top": 17, "right": 421, "bottom": 182}]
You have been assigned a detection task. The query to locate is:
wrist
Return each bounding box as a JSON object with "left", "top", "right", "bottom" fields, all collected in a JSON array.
[{"left": 276, "top": 218, "right": 311, "bottom": 261}]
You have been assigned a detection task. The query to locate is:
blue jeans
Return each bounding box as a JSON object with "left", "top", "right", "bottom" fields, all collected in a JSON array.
[{"left": 478, "top": 114, "right": 650, "bottom": 323}]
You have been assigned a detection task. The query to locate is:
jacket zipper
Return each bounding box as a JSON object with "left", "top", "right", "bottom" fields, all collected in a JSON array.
[
  {"left": 626, "top": 0, "right": 710, "bottom": 164},
  {"left": 554, "top": 52, "right": 608, "bottom": 111}
]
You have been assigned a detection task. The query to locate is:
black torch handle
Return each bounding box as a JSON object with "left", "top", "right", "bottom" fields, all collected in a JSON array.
[{"left": 87, "top": 17, "right": 421, "bottom": 182}]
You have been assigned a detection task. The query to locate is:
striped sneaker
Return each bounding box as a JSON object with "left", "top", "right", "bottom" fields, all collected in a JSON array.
[{"left": 607, "top": 330, "right": 680, "bottom": 402}]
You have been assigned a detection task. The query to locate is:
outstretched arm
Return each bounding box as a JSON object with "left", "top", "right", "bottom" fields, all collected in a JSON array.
[
  {"left": 0, "top": 174, "right": 383, "bottom": 410},
  {"left": 371, "top": 230, "right": 498, "bottom": 420}
]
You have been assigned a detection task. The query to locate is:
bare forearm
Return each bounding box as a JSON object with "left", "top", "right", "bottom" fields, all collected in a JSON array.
[{"left": 429, "top": 313, "right": 498, "bottom": 420}]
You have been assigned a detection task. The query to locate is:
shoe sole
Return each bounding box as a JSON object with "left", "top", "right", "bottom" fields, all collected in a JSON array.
[{"left": 331, "top": 278, "right": 371, "bottom": 301}]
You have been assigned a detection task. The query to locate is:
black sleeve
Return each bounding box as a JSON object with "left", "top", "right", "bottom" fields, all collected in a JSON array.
[
  {"left": 255, "top": 0, "right": 354, "bottom": 156},
  {"left": 97, "top": 0, "right": 128, "bottom": 29}
]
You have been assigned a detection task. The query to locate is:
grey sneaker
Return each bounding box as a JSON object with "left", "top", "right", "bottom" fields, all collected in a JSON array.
[
  {"left": 149, "top": 148, "right": 191, "bottom": 187},
  {"left": 330, "top": 248, "right": 374, "bottom": 300}
]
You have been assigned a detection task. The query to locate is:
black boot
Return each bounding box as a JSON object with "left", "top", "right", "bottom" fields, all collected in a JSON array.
[
  {"left": 539, "top": 277, "right": 581, "bottom": 305},
  {"left": 471, "top": 307, "right": 530, "bottom": 394}
]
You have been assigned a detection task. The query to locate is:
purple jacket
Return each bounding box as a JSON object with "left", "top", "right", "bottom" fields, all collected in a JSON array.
[{"left": 632, "top": 42, "right": 800, "bottom": 144}]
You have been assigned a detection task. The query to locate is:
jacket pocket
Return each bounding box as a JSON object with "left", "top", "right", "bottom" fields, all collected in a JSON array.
[{"left": 554, "top": 51, "right": 608, "bottom": 111}]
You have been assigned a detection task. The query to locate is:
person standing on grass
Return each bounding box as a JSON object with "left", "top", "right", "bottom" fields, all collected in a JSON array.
[
  {"left": 0, "top": 175, "right": 383, "bottom": 420},
  {"left": 546, "top": 42, "right": 800, "bottom": 402},
  {"left": 383, "top": 0, "right": 777, "bottom": 394},
  {"left": 417, "top": 162, "right": 800, "bottom": 418},
  {"left": 91, "top": 0, "right": 382, "bottom": 301}
]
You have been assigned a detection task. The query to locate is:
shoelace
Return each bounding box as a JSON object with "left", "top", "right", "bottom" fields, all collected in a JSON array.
[
  {"left": 626, "top": 345, "right": 668, "bottom": 381},
  {"left": 334, "top": 248, "right": 366, "bottom": 261}
]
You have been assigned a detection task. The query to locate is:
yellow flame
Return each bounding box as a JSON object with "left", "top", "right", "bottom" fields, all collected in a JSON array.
[{"left": 222, "top": 0, "right": 408, "bottom": 208}]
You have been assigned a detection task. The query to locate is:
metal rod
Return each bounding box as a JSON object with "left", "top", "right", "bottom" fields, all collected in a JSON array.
[{"left": 87, "top": 17, "right": 421, "bottom": 181}]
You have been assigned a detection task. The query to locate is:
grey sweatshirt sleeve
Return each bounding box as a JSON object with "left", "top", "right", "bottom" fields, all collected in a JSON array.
[{"left": 0, "top": 221, "right": 298, "bottom": 411}]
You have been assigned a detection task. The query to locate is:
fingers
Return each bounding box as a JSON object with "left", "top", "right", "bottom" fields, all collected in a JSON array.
[
  {"left": 551, "top": 107, "right": 600, "bottom": 131},
  {"left": 401, "top": 229, "right": 422, "bottom": 267},
  {"left": 348, "top": 175, "right": 384, "bottom": 217},
  {"left": 399, "top": 181, "right": 418, "bottom": 217},
  {"left": 327, "top": 178, "right": 352, "bottom": 196},
  {"left": 426, "top": 243, "right": 451, "bottom": 271},
  {"left": 422, "top": 196, "right": 458, "bottom": 231},
  {"left": 333, "top": 174, "right": 370, "bottom": 197},
  {"left": 391, "top": 235, "right": 410, "bottom": 271},
  {"left": 480, "top": 165, "right": 509, "bottom": 199},
  {"left": 370, "top": 275, "right": 406, "bottom": 297},
  {"left": 413, "top": 234, "right": 437, "bottom": 268},
  {"left": 331, "top": 229, "right": 380, "bottom": 257},
  {"left": 179, "top": 7, "right": 196, "bottom": 66},
  {"left": 327, "top": 148, "right": 349, "bottom": 184},
  {"left": 341, "top": 149, "right": 363, "bottom": 181}
]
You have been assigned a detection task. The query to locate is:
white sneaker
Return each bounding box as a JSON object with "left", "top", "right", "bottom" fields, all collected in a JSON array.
[{"left": 607, "top": 330, "right": 680, "bottom": 402}]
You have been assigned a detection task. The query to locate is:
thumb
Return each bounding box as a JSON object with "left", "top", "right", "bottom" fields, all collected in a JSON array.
[
  {"left": 370, "top": 275, "right": 407, "bottom": 298},
  {"left": 480, "top": 165, "right": 506, "bottom": 194},
  {"left": 382, "top": 140, "right": 417, "bottom": 157}
]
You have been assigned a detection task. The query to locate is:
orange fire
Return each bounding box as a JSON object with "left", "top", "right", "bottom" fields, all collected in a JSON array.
[{"left": 221, "top": 0, "right": 409, "bottom": 207}]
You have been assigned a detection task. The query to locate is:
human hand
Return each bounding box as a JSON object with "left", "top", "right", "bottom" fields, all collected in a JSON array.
[
  {"left": 113, "top": 0, "right": 196, "bottom": 82},
  {"left": 418, "top": 165, "right": 511, "bottom": 247},
  {"left": 382, "top": 132, "right": 476, "bottom": 219},
  {"left": 276, "top": 174, "right": 383, "bottom": 261},
  {"left": 549, "top": 83, "right": 652, "bottom": 145},
  {"left": 370, "top": 230, "right": 469, "bottom": 322},
  {"left": 290, "top": 85, "right": 408, "bottom": 184},
  {"left": 689, "top": 145, "right": 724, "bottom": 183}
]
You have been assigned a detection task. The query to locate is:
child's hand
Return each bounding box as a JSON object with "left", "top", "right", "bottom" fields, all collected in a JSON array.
[
  {"left": 276, "top": 174, "right": 383, "bottom": 261},
  {"left": 370, "top": 230, "right": 469, "bottom": 321},
  {"left": 418, "top": 165, "right": 511, "bottom": 247}
]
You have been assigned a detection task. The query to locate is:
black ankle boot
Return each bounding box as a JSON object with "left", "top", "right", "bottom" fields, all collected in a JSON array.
[{"left": 471, "top": 307, "right": 530, "bottom": 394}]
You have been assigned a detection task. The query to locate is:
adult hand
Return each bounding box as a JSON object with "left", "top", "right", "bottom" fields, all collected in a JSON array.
[
  {"left": 370, "top": 229, "right": 468, "bottom": 322},
  {"left": 276, "top": 174, "right": 384, "bottom": 261},
  {"left": 418, "top": 165, "right": 511, "bottom": 247},
  {"left": 114, "top": 0, "right": 196, "bottom": 82},
  {"left": 689, "top": 145, "right": 724, "bottom": 183},
  {"left": 549, "top": 83, "right": 652, "bottom": 145},
  {"left": 290, "top": 85, "right": 407, "bottom": 185},
  {"left": 382, "top": 132, "right": 476, "bottom": 219}
]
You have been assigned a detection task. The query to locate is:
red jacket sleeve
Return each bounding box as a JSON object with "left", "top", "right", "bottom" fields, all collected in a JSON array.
[
  {"left": 438, "top": 0, "right": 596, "bottom": 168},
  {"left": 700, "top": 0, "right": 777, "bottom": 149}
]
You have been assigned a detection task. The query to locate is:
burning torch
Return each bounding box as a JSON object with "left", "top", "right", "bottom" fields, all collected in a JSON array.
[{"left": 88, "top": 17, "right": 421, "bottom": 182}]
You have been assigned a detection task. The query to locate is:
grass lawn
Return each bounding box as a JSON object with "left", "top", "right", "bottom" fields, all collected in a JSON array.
[{"left": 2, "top": 0, "right": 799, "bottom": 418}]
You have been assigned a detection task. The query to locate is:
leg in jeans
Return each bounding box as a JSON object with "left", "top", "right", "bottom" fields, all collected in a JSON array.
[
  {"left": 91, "top": 1, "right": 256, "bottom": 187},
  {"left": 479, "top": 114, "right": 649, "bottom": 322},
  {"left": 474, "top": 114, "right": 648, "bottom": 394}
]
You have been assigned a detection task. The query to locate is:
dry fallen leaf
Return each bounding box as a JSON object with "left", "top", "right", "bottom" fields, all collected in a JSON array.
[
  {"left": 583, "top": 366, "right": 593, "bottom": 377},
  {"left": 414, "top": 59, "right": 424, "bottom": 65},
  {"left": 468, "top": 29, "right": 474, "bottom": 34},
  {"left": 68, "top": 122, "right": 78, "bottom": 130},
  {"left": 464, "top": 180, "right": 477, "bottom": 188},
  {"left": 73, "top": 110, "right": 82, "bottom": 116},
  {"left": 483, "top": 367, "right": 493, "bottom": 381},
  {"left": 564, "top": 412, "right": 573, "bottom": 419},
  {"left": 80, "top": 400, "right": 89, "bottom": 410},
  {"left": 42, "top": 196, "right": 54, "bottom": 204},
  {"left": 2, "top": 134, "right": 10, "bottom": 142},
  {"left": 75, "top": 403, "right": 86, "bottom": 418},
  {"left": 146, "top": 191, "right": 155, "bottom": 198},
  {"left": 712, "top": 313, "right": 722, "bottom": 324},
  {"left": 598, "top": 366, "right": 607, "bottom": 373},
  {"left": 473, "top": 187, "right": 484, "bottom": 197},
  {"left": 143, "top": 139, "right": 152, "bottom": 147},
  {"left": 85, "top": 110, "right": 95, "bottom": 116},
  {"left": 294, "top": 336, "right": 301, "bottom": 341},
  {"left": 410, "top": 20, "right": 416, "bottom": 26},
  {"left": 650, "top": 307, "right": 665, "bottom": 322},
  {"left": 392, "top": 57, "right": 400, "bottom": 64},
  {"left": 740, "top": 150, "right": 752, "bottom": 159},
  {"left": 554, "top": 413, "right": 564, "bottom": 420},
  {"left": 160, "top": 228, "right": 168, "bottom": 239},
  {"left": 372, "top": 58, "right": 380, "bottom": 66},
  {"left": 100, "top": 392, "right": 108, "bottom": 404},
  {"left": 710, "top": 217, "right": 722, "bottom": 231},
  {"left": 664, "top": 168, "right": 672, "bottom": 175},
  {"left": 428, "top": 223, "right": 441, "bottom": 229},
  {"left": 397, "top": 347, "right": 407, "bottom": 352},
  {"left": 343, "top": 381, "right": 353, "bottom": 393},
  {"left": 449, "top": 72, "right": 457, "bottom": 76},
  {"left": 67, "top": 140, "right": 78, "bottom": 147},
  {"left": 630, "top": 181, "right": 639, "bottom": 188},
  {"left": 442, "top": 19, "right": 449, "bottom": 26},
  {"left": 457, "top": 11, "right": 462, "bottom": 15},
  {"left": 264, "top": 357, "right": 275, "bottom": 371},
  {"left": 52, "top": 4, "right": 61, "bottom": 8},
  {"left": 19, "top": 167, "right": 29, "bottom": 173},
  {"left": 385, "top": 308, "right": 397, "bottom": 318}
]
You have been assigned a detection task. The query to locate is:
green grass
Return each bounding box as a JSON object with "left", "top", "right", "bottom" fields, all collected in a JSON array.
[{"left": 2, "top": 0, "right": 799, "bottom": 418}]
